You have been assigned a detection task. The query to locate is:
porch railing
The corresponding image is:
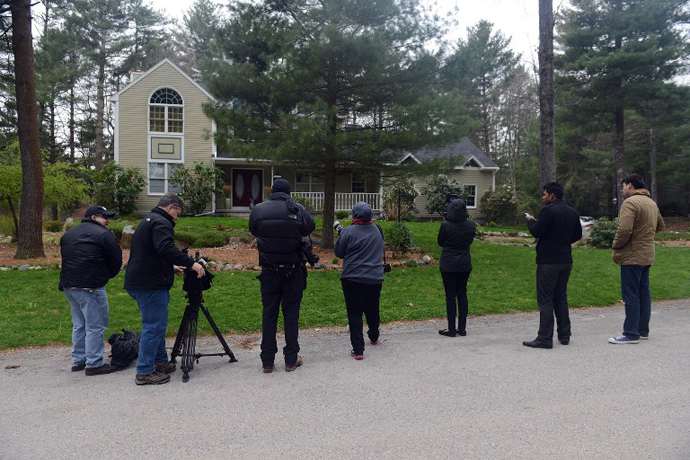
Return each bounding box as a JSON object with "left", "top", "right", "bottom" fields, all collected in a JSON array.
[{"left": 291, "top": 192, "right": 381, "bottom": 212}]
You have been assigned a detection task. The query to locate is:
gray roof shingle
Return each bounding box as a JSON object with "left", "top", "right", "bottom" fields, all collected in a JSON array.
[{"left": 401, "top": 137, "right": 499, "bottom": 169}]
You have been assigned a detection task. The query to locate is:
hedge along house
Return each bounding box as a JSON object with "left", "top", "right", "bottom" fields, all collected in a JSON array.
[
  {"left": 400, "top": 138, "right": 499, "bottom": 220},
  {"left": 112, "top": 59, "right": 498, "bottom": 218}
]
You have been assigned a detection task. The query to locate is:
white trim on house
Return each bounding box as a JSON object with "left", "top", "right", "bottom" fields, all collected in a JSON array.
[
  {"left": 109, "top": 58, "right": 217, "bottom": 103},
  {"left": 396, "top": 152, "right": 422, "bottom": 165},
  {"left": 463, "top": 184, "right": 478, "bottom": 209},
  {"left": 113, "top": 100, "right": 119, "bottom": 163},
  {"left": 492, "top": 170, "right": 497, "bottom": 191},
  {"left": 148, "top": 87, "right": 185, "bottom": 134},
  {"left": 453, "top": 155, "right": 500, "bottom": 171}
]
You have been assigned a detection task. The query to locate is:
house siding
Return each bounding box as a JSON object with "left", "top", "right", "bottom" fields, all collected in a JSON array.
[
  {"left": 412, "top": 169, "right": 494, "bottom": 220},
  {"left": 115, "top": 61, "right": 214, "bottom": 213}
]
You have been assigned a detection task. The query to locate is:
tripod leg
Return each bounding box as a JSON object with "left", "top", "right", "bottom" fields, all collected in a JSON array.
[
  {"left": 200, "top": 304, "right": 238, "bottom": 363},
  {"left": 170, "top": 302, "right": 193, "bottom": 363},
  {"left": 180, "top": 307, "right": 198, "bottom": 383}
]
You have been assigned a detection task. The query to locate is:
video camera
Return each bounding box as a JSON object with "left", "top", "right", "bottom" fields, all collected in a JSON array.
[
  {"left": 301, "top": 240, "right": 320, "bottom": 267},
  {"left": 182, "top": 251, "right": 214, "bottom": 293}
]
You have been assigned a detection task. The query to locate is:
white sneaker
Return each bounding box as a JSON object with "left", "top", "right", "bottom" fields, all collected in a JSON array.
[{"left": 608, "top": 335, "right": 640, "bottom": 344}]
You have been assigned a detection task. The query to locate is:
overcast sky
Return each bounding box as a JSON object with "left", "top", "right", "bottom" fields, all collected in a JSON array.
[{"left": 150, "top": 0, "right": 569, "bottom": 68}]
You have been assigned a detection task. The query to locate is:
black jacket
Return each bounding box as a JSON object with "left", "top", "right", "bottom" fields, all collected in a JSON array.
[
  {"left": 249, "top": 192, "right": 315, "bottom": 267},
  {"left": 438, "top": 199, "right": 476, "bottom": 273},
  {"left": 528, "top": 199, "right": 582, "bottom": 264},
  {"left": 59, "top": 219, "right": 122, "bottom": 290},
  {"left": 124, "top": 207, "right": 195, "bottom": 291}
]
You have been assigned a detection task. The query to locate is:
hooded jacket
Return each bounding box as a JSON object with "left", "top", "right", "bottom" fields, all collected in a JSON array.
[
  {"left": 334, "top": 202, "right": 385, "bottom": 284},
  {"left": 437, "top": 199, "right": 476, "bottom": 273},
  {"left": 124, "top": 207, "right": 195, "bottom": 291},
  {"left": 527, "top": 198, "right": 582, "bottom": 264},
  {"left": 249, "top": 192, "right": 316, "bottom": 267},
  {"left": 612, "top": 189, "right": 665, "bottom": 266},
  {"left": 59, "top": 219, "right": 122, "bottom": 290}
]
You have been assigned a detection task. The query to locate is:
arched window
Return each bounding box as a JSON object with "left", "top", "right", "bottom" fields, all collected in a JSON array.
[{"left": 149, "top": 88, "right": 183, "bottom": 133}]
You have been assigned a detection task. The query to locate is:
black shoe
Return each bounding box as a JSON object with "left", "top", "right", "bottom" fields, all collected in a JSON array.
[
  {"left": 71, "top": 363, "right": 86, "bottom": 372},
  {"left": 85, "top": 363, "right": 119, "bottom": 376},
  {"left": 456, "top": 330, "right": 467, "bottom": 336},
  {"left": 438, "top": 329, "right": 456, "bottom": 337},
  {"left": 559, "top": 338, "right": 570, "bottom": 345},
  {"left": 522, "top": 340, "right": 553, "bottom": 349}
]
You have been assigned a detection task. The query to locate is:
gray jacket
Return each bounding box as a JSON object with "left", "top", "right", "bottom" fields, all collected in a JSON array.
[{"left": 334, "top": 202, "right": 385, "bottom": 284}]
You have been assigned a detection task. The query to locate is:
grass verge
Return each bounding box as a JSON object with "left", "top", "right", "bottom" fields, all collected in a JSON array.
[{"left": 1, "top": 244, "right": 688, "bottom": 350}]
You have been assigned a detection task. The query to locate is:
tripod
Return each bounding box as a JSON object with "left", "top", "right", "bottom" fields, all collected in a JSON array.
[{"left": 170, "top": 265, "right": 238, "bottom": 382}]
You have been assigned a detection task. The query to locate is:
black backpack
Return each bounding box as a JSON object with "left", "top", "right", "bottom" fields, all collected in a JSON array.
[{"left": 108, "top": 329, "right": 140, "bottom": 369}]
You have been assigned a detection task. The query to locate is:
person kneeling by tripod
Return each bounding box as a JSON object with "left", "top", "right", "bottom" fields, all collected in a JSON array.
[{"left": 334, "top": 202, "right": 387, "bottom": 360}]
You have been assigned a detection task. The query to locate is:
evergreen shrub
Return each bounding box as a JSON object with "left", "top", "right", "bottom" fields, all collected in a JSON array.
[{"left": 590, "top": 217, "right": 618, "bottom": 248}]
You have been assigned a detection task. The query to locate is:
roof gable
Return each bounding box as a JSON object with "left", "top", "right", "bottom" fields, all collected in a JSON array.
[
  {"left": 110, "top": 59, "right": 216, "bottom": 102},
  {"left": 397, "top": 137, "right": 499, "bottom": 170}
]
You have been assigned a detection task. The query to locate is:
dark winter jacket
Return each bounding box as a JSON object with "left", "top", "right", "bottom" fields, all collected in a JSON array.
[
  {"left": 334, "top": 202, "right": 385, "bottom": 284},
  {"left": 437, "top": 199, "right": 476, "bottom": 273},
  {"left": 527, "top": 199, "right": 582, "bottom": 264},
  {"left": 59, "top": 219, "right": 123, "bottom": 290},
  {"left": 249, "top": 192, "right": 316, "bottom": 267},
  {"left": 124, "top": 207, "right": 195, "bottom": 291}
]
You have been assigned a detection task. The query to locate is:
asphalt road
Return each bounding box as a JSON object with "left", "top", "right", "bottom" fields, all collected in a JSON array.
[{"left": 1, "top": 299, "right": 688, "bottom": 460}]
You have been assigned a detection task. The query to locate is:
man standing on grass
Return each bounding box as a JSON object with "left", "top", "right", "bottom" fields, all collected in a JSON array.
[
  {"left": 608, "top": 174, "right": 664, "bottom": 344},
  {"left": 60, "top": 205, "right": 122, "bottom": 376},
  {"left": 523, "top": 182, "right": 582, "bottom": 349},
  {"left": 125, "top": 194, "right": 205, "bottom": 385}
]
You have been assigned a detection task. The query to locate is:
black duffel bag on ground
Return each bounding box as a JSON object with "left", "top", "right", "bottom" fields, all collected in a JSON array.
[{"left": 108, "top": 329, "right": 140, "bottom": 369}]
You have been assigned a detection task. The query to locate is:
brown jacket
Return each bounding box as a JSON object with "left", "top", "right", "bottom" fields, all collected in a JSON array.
[{"left": 612, "top": 189, "right": 665, "bottom": 266}]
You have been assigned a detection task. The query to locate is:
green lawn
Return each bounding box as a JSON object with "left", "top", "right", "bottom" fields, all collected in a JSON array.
[{"left": 1, "top": 243, "right": 688, "bottom": 350}]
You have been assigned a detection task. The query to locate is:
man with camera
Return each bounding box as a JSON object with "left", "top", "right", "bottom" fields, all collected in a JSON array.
[
  {"left": 249, "top": 178, "right": 315, "bottom": 373},
  {"left": 125, "top": 194, "right": 205, "bottom": 385},
  {"left": 523, "top": 182, "right": 582, "bottom": 349},
  {"left": 60, "top": 205, "right": 122, "bottom": 375}
]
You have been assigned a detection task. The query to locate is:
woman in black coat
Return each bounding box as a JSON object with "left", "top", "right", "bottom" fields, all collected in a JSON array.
[{"left": 437, "top": 199, "right": 476, "bottom": 337}]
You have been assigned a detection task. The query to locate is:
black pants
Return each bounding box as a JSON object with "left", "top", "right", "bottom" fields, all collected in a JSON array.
[
  {"left": 341, "top": 279, "right": 382, "bottom": 355},
  {"left": 259, "top": 267, "right": 305, "bottom": 366},
  {"left": 441, "top": 271, "right": 471, "bottom": 333},
  {"left": 536, "top": 264, "right": 572, "bottom": 344}
]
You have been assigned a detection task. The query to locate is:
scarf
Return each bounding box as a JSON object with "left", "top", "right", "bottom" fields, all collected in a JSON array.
[{"left": 352, "top": 219, "right": 373, "bottom": 225}]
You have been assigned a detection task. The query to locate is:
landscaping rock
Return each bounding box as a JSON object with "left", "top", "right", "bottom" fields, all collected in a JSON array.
[
  {"left": 1, "top": 235, "right": 13, "bottom": 244},
  {"left": 120, "top": 226, "right": 136, "bottom": 249},
  {"left": 517, "top": 232, "right": 529, "bottom": 237},
  {"left": 233, "top": 264, "right": 244, "bottom": 271},
  {"left": 224, "top": 264, "right": 232, "bottom": 271},
  {"left": 0, "top": 267, "right": 9, "bottom": 271},
  {"left": 246, "top": 265, "right": 255, "bottom": 270},
  {"left": 18, "top": 264, "right": 30, "bottom": 271},
  {"left": 62, "top": 217, "right": 74, "bottom": 232},
  {"left": 422, "top": 255, "right": 432, "bottom": 264}
]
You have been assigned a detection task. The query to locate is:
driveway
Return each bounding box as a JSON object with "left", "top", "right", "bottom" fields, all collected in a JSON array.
[{"left": 1, "top": 299, "right": 688, "bottom": 460}]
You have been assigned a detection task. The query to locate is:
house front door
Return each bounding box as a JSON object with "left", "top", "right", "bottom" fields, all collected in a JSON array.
[{"left": 232, "top": 168, "right": 263, "bottom": 207}]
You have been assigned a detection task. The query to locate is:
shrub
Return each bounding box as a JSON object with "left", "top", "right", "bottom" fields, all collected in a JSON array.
[
  {"left": 93, "top": 162, "right": 146, "bottom": 215},
  {"left": 336, "top": 210, "right": 349, "bottom": 219},
  {"left": 331, "top": 257, "right": 339, "bottom": 265},
  {"left": 590, "top": 217, "right": 618, "bottom": 248},
  {"left": 293, "top": 196, "right": 318, "bottom": 214},
  {"left": 0, "top": 215, "right": 16, "bottom": 236},
  {"left": 421, "top": 174, "right": 467, "bottom": 218},
  {"left": 44, "top": 220, "right": 62, "bottom": 232},
  {"left": 170, "top": 162, "right": 224, "bottom": 215},
  {"left": 383, "top": 178, "right": 418, "bottom": 221},
  {"left": 405, "top": 259, "right": 418, "bottom": 267},
  {"left": 479, "top": 184, "right": 518, "bottom": 225},
  {"left": 176, "top": 230, "right": 229, "bottom": 248},
  {"left": 386, "top": 222, "right": 413, "bottom": 257}
]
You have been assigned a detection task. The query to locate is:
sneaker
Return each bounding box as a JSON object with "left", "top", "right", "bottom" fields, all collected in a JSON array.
[
  {"left": 85, "top": 363, "right": 118, "bottom": 376},
  {"left": 262, "top": 364, "right": 274, "bottom": 374},
  {"left": 135, "top": 371, "right": 171, "bottom": 385},
  {"left": 285, "top": 356, "right": 303, "bottom": 372},
  {"left": 608, "top": 335, "right": 640, "bottom": 344},
  {"left": 640, "top": 334, "right": 649, "bottom": 340},
  {"left": 71, "top": 362, "right": 86, "bottom": 372},
  {"left": 155, "top": 362, "right": 176, "bottom": 374},
  {"left": 350, "top": 350, "right": 364, "bottom": 360}
]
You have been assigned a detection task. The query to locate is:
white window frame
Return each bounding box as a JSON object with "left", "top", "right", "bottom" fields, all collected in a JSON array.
[
  {"left": 148, "top": 162, "right": 185, "bottom": 196},
  {"left": 148, "top": 87, "right": 185, "bottom": 134},
  {"left": 294, "top": 172, "right": 324, "bottom": 192},
  {"left": 464, "top": 184, "right": 477, "bottom": 209},
  {"left": 351, "top": 172, "right": 366, "bottom": 193},
  {"left": 147, "top": 87, "right": 185, "bottom": 196}
]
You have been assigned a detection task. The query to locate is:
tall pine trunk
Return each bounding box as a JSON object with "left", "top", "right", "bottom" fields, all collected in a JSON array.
[
  {"left": 538, "top": 0, "right": 556, "bottom": 189},
  {"left": 322, "top": 158, "right": 336, "bottom": 249},
  {"left": 12, "top": 0, "right": 45, "bottom": 259},
  {"left": 95, "top": 58, "right": 106, "bottom": 171},
  {"left": 613, "top": 80, "right": 625, "bottom": 209},
  {"left": 650, "top": 127, "right": 657, "bottom": 202}
]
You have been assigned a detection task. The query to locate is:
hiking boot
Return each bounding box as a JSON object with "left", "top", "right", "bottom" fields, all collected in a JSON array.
[
  {"left": 262, "top": 364, "right": 274, "bottom": 374},
  {"left": 608, "top": 335, "right": 639, "bottom": 344},
  {"left": 285, "top": 356, "right": 303, "bottom": 372},
  {"left": 71, "top": 362, "right": 86, "bottom": 372},
  {"left": 155, "top": 362, "right": 176, "bottom": 374},
  {"left": 85, "top": 364, "right": 118, "bottom": 376},
  {"left": 135, "top": 371, "right": 171, "bottom": 385},
  {"left": 350, "top": 350, "right": 364, "bottom": 360}
]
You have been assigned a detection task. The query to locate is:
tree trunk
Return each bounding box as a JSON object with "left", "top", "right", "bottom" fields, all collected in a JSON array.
[
  {"left": 94, "top": 30, "right": 106, "bottom": 171},
  {"left": 69, "top": 81, "right": 75, "bottom": 162},
  {"left": 538, "top": 0, "right": 556, "bottom": 188},
  {"left": 7, "top": 197, "right": 19, "bottom": 236},
  {"left": 322, "top": 159, "right": 336, "bottom": 249},
  {"left": 613, "top": 81, "right": 625, "bottom": 209},
  {"left": 649, "top": 126, "right": 657, "bottom": 202},
  {"left": 11, "top": 0, "right": 45, "bottom": 259}
]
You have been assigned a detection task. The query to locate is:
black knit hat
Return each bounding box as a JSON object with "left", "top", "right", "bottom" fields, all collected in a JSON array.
[{"left": 271, "top": 178, "right": 291, "bottom": 194}]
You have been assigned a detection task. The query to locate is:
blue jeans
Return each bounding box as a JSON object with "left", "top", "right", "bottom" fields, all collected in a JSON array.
[
  {"left": 64, "top": 287, "right": 109, "bottom": 368},
  {"left": 621, "top": 265, "right": 651, "bottom": 340},
  {"left": 128, "top": 289, "right": 170, "bottom": 375}
]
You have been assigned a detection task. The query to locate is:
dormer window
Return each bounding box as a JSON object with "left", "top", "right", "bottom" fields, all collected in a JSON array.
[
  {"left": 149, "top": 88, "right": 183, "bottom": 133},
  {"left": 464, "top": 158, "right": 481, "bottom": 168}
]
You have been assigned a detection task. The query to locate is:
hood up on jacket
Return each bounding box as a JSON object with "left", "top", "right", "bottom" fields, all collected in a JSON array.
[
  {"left": 446, "top": 199, "right": 468, "bottom": 223},
  {"left": 352, "top": 201, "right": 373, "bottom": 222}
]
